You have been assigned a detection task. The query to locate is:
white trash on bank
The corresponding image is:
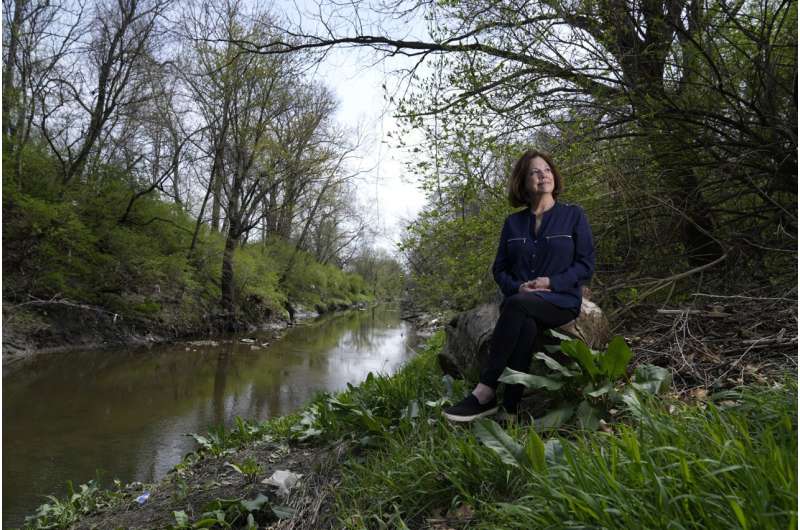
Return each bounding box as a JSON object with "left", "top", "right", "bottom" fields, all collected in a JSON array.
[{"left": 262, "top": 470, "right": 303, "bottom": 496}]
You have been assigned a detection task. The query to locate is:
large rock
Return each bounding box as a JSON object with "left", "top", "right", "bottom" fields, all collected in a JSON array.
[{"left": 437, "top": 297, "right": 610, "bottom": 381}]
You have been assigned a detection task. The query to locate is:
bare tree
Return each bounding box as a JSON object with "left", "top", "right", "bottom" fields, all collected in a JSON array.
[
  {"left": 3, "top": 0, "right": 85, "bottom": 180},
  {"left": 34, "top": 0, "right": 170, "bottom": 184}
]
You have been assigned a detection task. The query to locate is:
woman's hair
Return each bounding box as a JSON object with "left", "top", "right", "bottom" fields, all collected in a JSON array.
[{"left": 507, "top": 149, "right": 563, "bottom": 207}]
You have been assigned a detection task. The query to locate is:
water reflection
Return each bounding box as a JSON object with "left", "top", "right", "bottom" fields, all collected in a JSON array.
[{"left": 3, "top": 305, "right": 416, "bottom": 528}]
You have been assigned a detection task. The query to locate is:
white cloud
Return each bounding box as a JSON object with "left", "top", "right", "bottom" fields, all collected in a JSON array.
[{"left": 310, "top": 47, "right": 428, "bottom": 254}]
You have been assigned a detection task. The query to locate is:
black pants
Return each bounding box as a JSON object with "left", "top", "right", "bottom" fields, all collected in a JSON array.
[{"left": 479, "top": 293, "right": 578, "bottom": 411}]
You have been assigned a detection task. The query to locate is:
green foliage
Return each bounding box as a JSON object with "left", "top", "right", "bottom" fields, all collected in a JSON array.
[
  {"left": 21, "top": 479, "right": 127, "bottom": 530},
  {"left": 396, "top": 0, "right": 797, "bottom": 310},
  {"left": 3, "top": 146, "right": 372, "bottom": 333},
  {"left": 233, "top": 244, "right": 285, "bottom": 317},
  {"left": 224, "top": 458, "right": 262, "bottom": 484},
  {"left": 22, "top": 335, "right": 795, "bottom": 530},
  {"left": 186, "top": 416, "right": 268, "bottom": 459},
  {"left": 400, "top": 193, "right": 510, "bottom": 311},
  {"left": 348, "top": 249, "right": 406, "bottom": 302},
  {"left": 472, "top": 418, "right": 563, "bottom": 472},
  {"left": 329, "top": 335, "right": 797, "bottom": 529},
  {"left": 499, "top": 333, "right": 671, "bottom": 431},
  {"left": 264, "top": 237, "right": 371, "bottom": 313},
  {"left": 169, "top": 494, "right": 293, "bottom": 529},
  {"left": 286, "top": 332, "right": 453, "bottom": 445}
]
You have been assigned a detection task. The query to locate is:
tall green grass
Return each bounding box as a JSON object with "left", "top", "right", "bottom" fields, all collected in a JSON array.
[{"left": 330, "top": 336, "right": 797, "bottom": 529}]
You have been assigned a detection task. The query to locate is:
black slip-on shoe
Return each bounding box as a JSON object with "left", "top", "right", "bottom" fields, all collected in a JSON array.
[{"left": 443, "top": 394, "right": 499, "bottom": 423}]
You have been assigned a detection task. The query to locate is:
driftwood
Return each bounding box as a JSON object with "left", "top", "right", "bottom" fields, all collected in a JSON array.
[{"left": 438, "top": 297, "right": 610, "bottom": 381}]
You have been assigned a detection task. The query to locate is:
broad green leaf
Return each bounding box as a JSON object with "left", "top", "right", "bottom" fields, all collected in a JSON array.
[
  {"left": 586, "top": 381, "right": 613, "bottom": 397},
  {"left": 547, "top": 329, "right": 572, "bottom": 341},
  {"left": 602, "top": 336, "right": 634, "bottom": 379},
  {"left": 272, "top": 505, "right": 296, "bottom": 519},
  {"left": 441, "top": 374, "right": 455, "bottom": 397},
  {"left": 524, "top": 428, "right": 547, "bottom": 473},
  {"left": 534, "top": 352, "right": 576, "bottom": 377},
  {"left": 535, "top": 403, "right": 575, "bottom": 431},
  {"left": 560, "top": 340, "right": 599, "bottom": 378},
  {"left": 498, "top": 368, "right": 563, "bottom": 390},
  {"left": 354, "top": 409, "right": 384, "bottom": 433},
  {"left": 631, "top": 364, "right": 672, "bottom": 394},
  {"left": 621, "top": 390, "right": 645, "bottom": 419},
  {"left": 473, "top": 418, "right": 525, "bottom": 468},
  {"left": 544, "top": 439, "right": 564, "bottom": 464},
  {"left": 188, "top": 434, "right": 212, "bottom": 449},
  {"left": 173, "top": 511, "right": 189, "bottom": 526},
  {"left": 402, "top": 400, "right": 420, "bottom": 419},
  {"left": 240, "top": 494, "right": 270, "bottom": 513},
  {"left": 425, "top": 397, "right": 450, "bottom": 407},
  {"left": 576, "top": 400, "right": 602, "bottom": 431},
  {"left": 543, "top": 344, "right": 563, "bottom": 353},
  {"left": 225, "top": 462, "right": 243, "bottom": 475},
  {"left": 192, "top": 518, "right": 220, "bottom": 528},
  {"left": 296, "top": 427, "right": 322, "bottom": 441},
  {"left": 327, "top": 397, "right": 357, "bottom": 410}
]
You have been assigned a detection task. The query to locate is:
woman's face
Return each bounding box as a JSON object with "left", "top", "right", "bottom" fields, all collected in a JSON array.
[{"left": 526, "top": 156, "right": 554, "bottom": 196}]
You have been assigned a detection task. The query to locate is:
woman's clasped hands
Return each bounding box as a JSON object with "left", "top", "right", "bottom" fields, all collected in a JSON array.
[{"left": 519, "top": 277, "right": 551, "bottom": 293}]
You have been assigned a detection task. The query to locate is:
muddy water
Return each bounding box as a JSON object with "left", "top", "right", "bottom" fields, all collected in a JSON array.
[{"left": 3, "top": 306, "right": 418, "bottom": 528}]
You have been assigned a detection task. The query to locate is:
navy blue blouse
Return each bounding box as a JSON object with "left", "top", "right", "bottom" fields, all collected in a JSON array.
[{"left": 492, "top": 202, "right": 595, "bottom": 311}]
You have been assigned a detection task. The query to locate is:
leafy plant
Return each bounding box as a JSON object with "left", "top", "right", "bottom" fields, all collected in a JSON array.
[
  {"left": 472, "top": 418, "right": 563, "bottom": 472},
  {"left": 170, "top": 494, "right": 294, "bottom": 529},
  {"left": 22, "top": 478, "right": 125, "bottom": 530},
  {"left": 499, "top": 333, "right": 671, "bottom": 430},
  {"left": 187, "top": 417, "right": 270, "bottom": 458},
  {"left": 225, "top": 458, "right": 262, "bottom": 484},
  {"left": 332, "top": 335, "right": 796, "bottom": 529},
  {"left": 286, "top": 333, "right": 453, "bottom": 445}
]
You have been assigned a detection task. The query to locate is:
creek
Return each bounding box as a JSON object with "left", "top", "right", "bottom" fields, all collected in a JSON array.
[{"left": 3, "top": 305, "right": 418, "bottom": 528}]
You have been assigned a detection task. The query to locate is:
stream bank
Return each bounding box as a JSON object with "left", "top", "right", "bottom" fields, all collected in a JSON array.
[
  {"left": 4, "top": 305, "right": 415, "bottom": 529},
  {"left": 1, "top": 297, "right": 368, "bottom": 375},
  {"left": 17, "top": 329, "right": 797, "bottom": 530}
]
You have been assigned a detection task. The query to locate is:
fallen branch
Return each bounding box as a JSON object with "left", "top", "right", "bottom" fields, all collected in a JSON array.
[
  {"left": 610, "top": 253, "right": 729, "bottom": 319},
  {"left": 691, "top": 293, "right": 797, "bottom": 303},
  {"left": 7, "top": 295, "right": 121, "bottom": 321},
  {"left": 656, "top": 309, "right": 731, "bottom": 317}
]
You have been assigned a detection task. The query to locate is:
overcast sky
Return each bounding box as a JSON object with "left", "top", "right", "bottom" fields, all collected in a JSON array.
[
  {"left": 270, "top": 0, "right": 431, "bottom": 255},
  {"left": 319, "top": 49, "right": 428, "bottom": 254}
]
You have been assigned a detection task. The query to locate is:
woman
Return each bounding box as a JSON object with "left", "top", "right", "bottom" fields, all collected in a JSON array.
[{"left": 443, "top": 150, "right": 595, "bottom": 422}]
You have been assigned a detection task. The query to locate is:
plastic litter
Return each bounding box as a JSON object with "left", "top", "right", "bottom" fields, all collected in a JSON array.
[
  {"left": 135, "top": 492, "right": 150, "bottom": 505},
  {"left": 262, "top": 470, "right": 303, "bottom": 496}
]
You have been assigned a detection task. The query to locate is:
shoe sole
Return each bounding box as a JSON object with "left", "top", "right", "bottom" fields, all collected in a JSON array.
[{"left": 443, "top": 406, "right": 499, "bottom": 422}]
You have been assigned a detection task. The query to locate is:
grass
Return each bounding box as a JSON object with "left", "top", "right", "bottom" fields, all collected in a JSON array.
[{"left": 326, "top": 334, "right": 797, "bottom": 529}]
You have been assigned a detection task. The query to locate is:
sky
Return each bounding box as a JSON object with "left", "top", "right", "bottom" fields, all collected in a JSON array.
[
  {"left": 271, "top": 0, "right": 431, "bottom": 255},
  {"left": 317, "top": 49, "right": 428, "bottom": 253}
]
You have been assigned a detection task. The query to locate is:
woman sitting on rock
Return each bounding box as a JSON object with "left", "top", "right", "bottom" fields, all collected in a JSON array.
[{"left": 443, "top": 149, "right": 595, "bottom": 422}]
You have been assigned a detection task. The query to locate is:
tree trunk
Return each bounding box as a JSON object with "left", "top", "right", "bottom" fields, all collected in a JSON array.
[
  {"left": 3, "top": 0, "right": 24, "bottom": 141},
  {"left": 220, "top": 229, "right": 239, "bottom": 328}
]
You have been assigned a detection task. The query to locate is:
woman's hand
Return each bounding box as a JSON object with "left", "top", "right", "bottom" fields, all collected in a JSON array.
[
  {"left": 531, "top": 277, "right": 550, "bottom": 290},
  {"left": 519, "top": 277, "right": 551, "bottom": 293}
]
